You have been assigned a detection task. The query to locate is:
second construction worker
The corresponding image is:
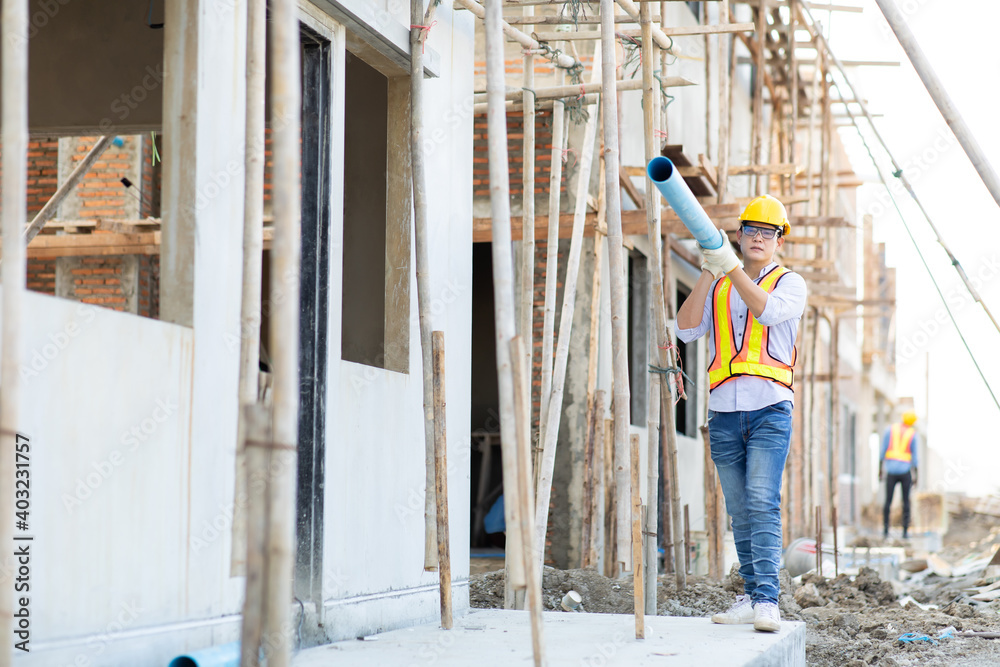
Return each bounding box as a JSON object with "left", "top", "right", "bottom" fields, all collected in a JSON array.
[
  {"left": 880, "top": 411, "right": 919, "bottom": 539},
  {"left": 676, "top": 195, "right": 806, "bottom": 633}
]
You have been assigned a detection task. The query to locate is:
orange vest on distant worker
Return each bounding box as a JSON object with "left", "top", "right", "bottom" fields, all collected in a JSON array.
[
  {"left": 708, "top": 266, "right": 795, "bottom": 391},
  {"left": 885, "top": 423, "right": 915, "bottom": 462}
]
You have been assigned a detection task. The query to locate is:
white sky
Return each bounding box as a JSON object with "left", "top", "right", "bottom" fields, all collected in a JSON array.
[{"left": 822, "top": 0, "right": 1000, "bottom": 495}]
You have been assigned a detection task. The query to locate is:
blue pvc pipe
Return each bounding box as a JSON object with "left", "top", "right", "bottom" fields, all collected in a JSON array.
[
  {"left": 168, "top": 642, "right": 240, "bottom": 667},
  {"left": 646, "top": 156, "right": 724, "bottom": 250}
]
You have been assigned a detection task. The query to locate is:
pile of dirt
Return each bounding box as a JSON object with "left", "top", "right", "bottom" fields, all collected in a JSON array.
[
  {"left": 469, "top": 566, "right": 736, "bottom": 616},
  {"left": 792, "top": 567, "right": 898, "bottom": 613}
]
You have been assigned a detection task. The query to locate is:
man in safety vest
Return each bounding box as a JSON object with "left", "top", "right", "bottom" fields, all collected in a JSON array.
[
  {"left": 880, "top": 411, "right": 919, "bottom": 539},
  {"left": 676, "top": 194, "right": 806, "bottom": 633}
]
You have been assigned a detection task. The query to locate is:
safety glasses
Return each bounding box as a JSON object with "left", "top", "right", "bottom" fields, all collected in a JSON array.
[{"left": 741, "top": 223, "right": 780, "bottom": 240}]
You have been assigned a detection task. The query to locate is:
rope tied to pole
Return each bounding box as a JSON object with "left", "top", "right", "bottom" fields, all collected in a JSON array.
[
  {"left": 410, "top": 20, "right": 437, "bottom": 53},
  {"left": 648, "top": 364, "right": 691, "bottom": 404}
]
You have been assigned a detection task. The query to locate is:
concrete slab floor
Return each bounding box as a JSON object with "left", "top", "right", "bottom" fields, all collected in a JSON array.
[{"left": 293, "top": 610, "right": 806, "bottom": 666}]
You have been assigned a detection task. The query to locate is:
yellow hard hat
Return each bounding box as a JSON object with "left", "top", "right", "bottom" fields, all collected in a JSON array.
[
  {"left": 740, "top": 194, "right": 791, "bottom": 236},
  {"left": 902, "top": 411, "right": 917, "bottom": 426}
]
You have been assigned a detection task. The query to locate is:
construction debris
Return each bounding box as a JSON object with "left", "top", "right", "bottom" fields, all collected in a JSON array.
[{"left": 470, "top": 537, "right": 1000, "bottom": 667}]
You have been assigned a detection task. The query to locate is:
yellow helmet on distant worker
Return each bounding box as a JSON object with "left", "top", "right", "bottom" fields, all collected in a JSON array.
[
  {"left": 902, "top": 411, "right": 917, "bottom": 426},
  {"left": 740, "top": 194, "right": 791, "bottom": 236}
]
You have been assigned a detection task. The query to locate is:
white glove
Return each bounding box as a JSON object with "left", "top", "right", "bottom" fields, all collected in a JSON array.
[{"left": 700, "top": 240, "right": 741, "bottom": 278}]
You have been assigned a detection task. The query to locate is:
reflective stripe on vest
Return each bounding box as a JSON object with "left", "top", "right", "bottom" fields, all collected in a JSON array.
[
  {"left": 707, "top": 266, "right": 795, "bottom": 390},
  {"left": 885, "top": 423, "right": 914, "bottom": 463}
]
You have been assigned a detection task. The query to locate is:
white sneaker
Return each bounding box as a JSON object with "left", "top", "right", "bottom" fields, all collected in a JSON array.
[
  {"left": 753, "top": 601, "right": 781, "bottom": 632},
  {"left": 711, "top": 594, "right": 754, "bottom": 624}
]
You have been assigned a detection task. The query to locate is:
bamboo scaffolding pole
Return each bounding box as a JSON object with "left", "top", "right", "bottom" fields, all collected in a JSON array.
[
  {"left": 474, "top": 93, "right": 600, "bottom": 114},
  {"left": 412, "top": 0, "right": 443, "bottom": 574},
  {"left": 23, "top": 136, "right": 115, "bottom": 244},
  {"left": 787, "top": 0, "right": 798, "bottom": 202},
  {"left": 585, "top": 172, "right": 607, "bottom": 570},
  {"left": 591, "top": 390, "right": 607, "bottom": 569},
  {"left": 603, "top": 417, "right": 616, "bottom": 576},
  {"left": 805, "top": 37, "right": 820, "bottom": 215},
  {"left": 538, "top": 68, "right": 566, "bottom": 469},
  {"left": 484, "top": 0, "right": 529, "bottom": 607},
  {"left": 659, "top": 0, "right": 668, "bottom": 143},
  {"left": 601, "top": 0, "right": 634, "bottom": 573},
  {"left": 659, "top": 193, "right": 674, "bottom": 579},
  {"left": 717, "top": 0, "right": 731, "bottom": 203},
  {"left": 581, "top": 394, "right": 597, "bottom": 567},
  {"left": 702, "top": 419, "right": 721, "bottom": 579},
  {"left": 505, "top": 0, "right": 722, "bottom": 4},
  {"left": 808, "top": 307, "right": 821, "bottom": 516},
  {"left": 641, "top": 0, "right": 685, "bottom": 590},
  {"left": 631, "top": 434, "right": 646, "bottom": 639},
  {"left": 616, "top": 0, "right": 725, "bottom": 53},
  {"left": 529, "top": 21, "right": 754, "bottom": 36},
  {"left": 533, "top": 41, "right": 602, "bottom": 570},
  {"left": 263, "top": 0, "right": 301, "bottom": 663},
  {"left": 874, "top": 0, "right": 1000, "bottom": 210},
  {"left": 471, "top": 76, "right": 693, "bottom": 104},
  {"left": 828, "top": 314, "right": 840, "bottom": 513},
  {"left": 233, "top": 0, "right": 266, "bottom": 578},
  {"left": 432, "top": 332, "right": 453, "bottom": 629},
  {"left": 504, "top": 13, "right": 665, "bottom": 23},
  {"left": 832, "top": 505, "right": 838, "bottom": 576},
  {"left": 511, "top": 336, "right": 546, "bottom": 666},
  {"left": 639, "top": 0, "right": 663, "bottom": 610},
  {"left": 790, "top": 305, "right": 809, "bottom": 540},
  {"left": 456, "top": 0, "right": 578, "bottom": 68},
  {"left": 0, "top": 0, "right": 27, "bottom": 658},
  {"left": 704, "top": 3, "right": 713, "bottom": 162},
  {"left": 815, "top": 506, "right": 822, "bottom": 576},
  {"left": 519, "top": 3, "right": 536, "bottom": 451},
  {"left": 819, "top": 51, "right": 831, "bottom": 216},
  {"left": 240, "top": 406, "right": 271, "bottom": 667},
  {"left": 751, "top": 0, "right": 766, "bottom": 195},
  {"left": 683, "top": 504, "right": 691, "bottom": 573},
  {"left": 797, "top": 1, "right": 1000, "bottom": 339},
  {"left": 645, "top": 380, "right": 660, "bottom": 613}
]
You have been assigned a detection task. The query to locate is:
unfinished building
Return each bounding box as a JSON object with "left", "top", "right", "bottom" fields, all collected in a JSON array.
[{"left": 7, "top": 0, "right": 984, "bottom": 665}]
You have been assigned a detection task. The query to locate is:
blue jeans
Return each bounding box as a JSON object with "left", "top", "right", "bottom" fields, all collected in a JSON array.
[{"left": 708, "top": 401, "right": 792, "bottom": 605}]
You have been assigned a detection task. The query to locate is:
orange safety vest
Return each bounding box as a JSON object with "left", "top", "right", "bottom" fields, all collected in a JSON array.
[
  {"left": 708, "top": 266, "right": 796, "bottom": 391},
  {"left": 885, "top": 423, "right": 915, "bottom": 462}
]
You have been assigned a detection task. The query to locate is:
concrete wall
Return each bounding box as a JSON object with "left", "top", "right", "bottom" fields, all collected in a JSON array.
[
  {"left": 319, "top": 0, "right": 475, "bottom": 642},
  {"left": 19, "top": 0, "right": 242, "bottom": 663},
  {"left": 14, "top": 291, "right": 199, "bottom": 665},
  {"left": 12, "top": 0, "right": 475, "bottom": 661}
]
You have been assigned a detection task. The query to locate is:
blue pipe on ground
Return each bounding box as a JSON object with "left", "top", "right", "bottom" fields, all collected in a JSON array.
[
  {"left": 168, "top": 642, "right": 240, "bottom": 667},
  {"left": 646, "top": 156, "right": 725, "bottom": 250}
]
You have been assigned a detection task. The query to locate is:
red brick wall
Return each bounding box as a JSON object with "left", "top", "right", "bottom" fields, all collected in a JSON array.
[
  {"left": 27, "top": 259, "right": 56, "bottom": 295},
  {"left": 63, "top": 257, "right": 130, "bottom": 311},
  {"left": 139, "top": 134, "right": 161, "bottom": 218},
  {"left": 25, "top": 137, "right": 60, "bottom": 295},
  {"left": 27, "top": 137, "right": 58, "bottom": 215},
  {"left": 71, "top": 136, "right": 139, "bottom": 219},
  {"left": 473, "top": 110, "right": 567, "bottom": 199},
  {"left": 138, "top": 255, "right": 160, "bottom": 319}
]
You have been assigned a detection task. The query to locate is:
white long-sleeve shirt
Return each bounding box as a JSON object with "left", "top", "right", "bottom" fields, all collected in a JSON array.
[{"left": 676, "top": 262, "right": 807, "bottom": 412}]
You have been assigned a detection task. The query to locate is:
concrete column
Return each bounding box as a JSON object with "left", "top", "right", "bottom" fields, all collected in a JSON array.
[
  {"left": 160, "top": 0, "right": 247, "bottom": 615},
  {"left": 160, "top": 0, "right": 200, "bottom": 327},
  {"left": 551, "top": 239, "right": 595, "bottom": 569}
]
